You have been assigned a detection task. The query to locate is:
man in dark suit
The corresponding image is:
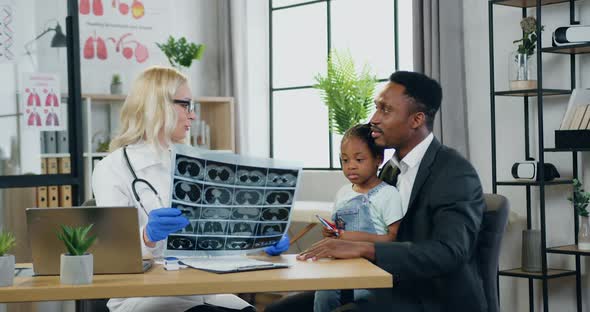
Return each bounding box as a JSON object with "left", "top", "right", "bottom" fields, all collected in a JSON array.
[{"left": 295, "top": 71, "right": 487, "bottom": 311}]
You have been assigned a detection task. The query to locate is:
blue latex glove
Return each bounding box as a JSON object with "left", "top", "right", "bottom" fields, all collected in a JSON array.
[
  {"left": 264, "top": 234, "right": 290, "bottom": 256},
  {"left": 145, "top": 208, "right": 189, "bottom": 242}
]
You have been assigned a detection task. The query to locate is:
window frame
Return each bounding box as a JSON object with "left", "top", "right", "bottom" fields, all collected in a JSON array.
[{"left": 268, "top": 0, "right": 399, "bottom": 170}]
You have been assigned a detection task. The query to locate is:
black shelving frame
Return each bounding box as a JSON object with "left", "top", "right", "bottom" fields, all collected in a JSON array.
[
  {"left": 489, "top": 0, "right": 588, "bottom": 311},
  {"left": 0, "top": 0, "right": 84, "bottom": 204}
]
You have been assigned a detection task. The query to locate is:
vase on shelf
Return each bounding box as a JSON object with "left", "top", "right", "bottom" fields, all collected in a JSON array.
[
  {"left": 578, "top": 216, "right": 590, "bottom": 250},
  {"left": 521, "top": 229, "right": 541, "bottom": 272},
  {"left": 509, "top": 52, "right": 537, "bottom": 90}
]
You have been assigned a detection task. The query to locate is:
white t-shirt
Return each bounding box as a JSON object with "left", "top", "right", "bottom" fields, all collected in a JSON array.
[{"left": 333, "top": 182, "right": 404, "bottom": 235}]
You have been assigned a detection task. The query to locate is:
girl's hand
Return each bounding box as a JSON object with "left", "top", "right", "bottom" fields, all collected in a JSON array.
[{"left": 322, "top": 227, "right": 338, "bottom": 238}]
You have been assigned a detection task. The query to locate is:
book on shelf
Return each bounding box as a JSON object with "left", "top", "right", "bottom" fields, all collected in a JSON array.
[
  {"left": 580, "top": 106, "right": 590, "bottom": 130},
  {"left": 559, "top": 89, "right": 590, "bottom": 130},
  {"left": 569, "top": 105, "right": 589, "bottom": 129}
]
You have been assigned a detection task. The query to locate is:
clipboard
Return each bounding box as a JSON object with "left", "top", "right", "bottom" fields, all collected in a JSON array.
[{"left": 180, "top": 257, "right": 290, "bottom": 274}]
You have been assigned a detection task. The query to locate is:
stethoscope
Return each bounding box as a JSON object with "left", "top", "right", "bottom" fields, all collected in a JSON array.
[{"left": 123, "top": 146, "right": 164, "bottom": 216}]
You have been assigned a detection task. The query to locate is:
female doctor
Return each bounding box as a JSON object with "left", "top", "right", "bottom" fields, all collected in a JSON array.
[{"left": 92, "top": 66, "right": 289, "bottom": 312}]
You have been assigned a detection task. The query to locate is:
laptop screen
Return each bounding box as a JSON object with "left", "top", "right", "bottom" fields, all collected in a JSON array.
[{"left": 26, "top": 206, "right": 145, "bottom": 275}]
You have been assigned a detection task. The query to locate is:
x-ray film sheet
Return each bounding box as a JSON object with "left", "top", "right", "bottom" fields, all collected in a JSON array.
[{"left": 165, "top": 144, "right": 302, "bottom": 256}]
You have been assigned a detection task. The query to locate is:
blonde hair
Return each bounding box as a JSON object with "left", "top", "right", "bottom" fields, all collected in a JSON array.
[{"left": 109, "top": 66, "right": 188, "bottom": 152}]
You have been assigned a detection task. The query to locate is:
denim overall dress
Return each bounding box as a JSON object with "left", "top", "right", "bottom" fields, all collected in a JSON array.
[
  {"left": 332, "top": 182, "right": 389, "bottom": 234},
  {"left": 314, "top": 182, "right": 388, "bottom": 312}
]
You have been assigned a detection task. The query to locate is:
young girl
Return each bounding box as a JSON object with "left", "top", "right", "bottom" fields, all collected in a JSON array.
[{"left": 314, "top": 123, "right": 404, "bottom": 312}]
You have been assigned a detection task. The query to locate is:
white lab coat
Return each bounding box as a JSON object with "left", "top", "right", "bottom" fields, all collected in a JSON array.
[{"left": 92, "top": 142, "right": 251, "bottom": 312}]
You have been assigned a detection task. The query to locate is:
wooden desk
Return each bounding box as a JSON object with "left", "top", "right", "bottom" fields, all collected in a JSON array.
[{"left": 0, "top": 255, "right": 391, "bottom": 303}]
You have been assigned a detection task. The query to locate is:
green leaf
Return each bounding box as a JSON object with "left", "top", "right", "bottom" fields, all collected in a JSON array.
[
  {"left": 314, "top": 50, "right": 377, "bottom": 135},
  {"left": 156, "top": 36, "right": 205, "bottom": 69},
  {"left": 57, "top": 224, "right": 96, "bottom": 256}
]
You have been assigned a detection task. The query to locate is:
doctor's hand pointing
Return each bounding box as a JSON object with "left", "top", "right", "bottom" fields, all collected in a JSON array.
[{"left": 143, "top": 208, "right": 189, "bottom": 245}]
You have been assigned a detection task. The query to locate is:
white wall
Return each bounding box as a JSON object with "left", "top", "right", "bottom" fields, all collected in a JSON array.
[{"left": 464, "top": 1, "right": 590, "bottom": 311}]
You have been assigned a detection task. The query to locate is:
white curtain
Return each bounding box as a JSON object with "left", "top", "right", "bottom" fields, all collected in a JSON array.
[{"left": 217, "top": 0, "right": 270, "bottom": 157}]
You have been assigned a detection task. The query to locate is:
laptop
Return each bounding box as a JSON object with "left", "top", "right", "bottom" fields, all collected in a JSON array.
[{"left": 26, "top": 206, "right": 152, "bottom": 276}]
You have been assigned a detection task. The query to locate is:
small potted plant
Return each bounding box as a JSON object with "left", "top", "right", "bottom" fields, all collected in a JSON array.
[
  {"left": 0, "top": 231, "right": 15, "bottom": 287},
  {"left": 57, "top": 224, "right": 96, "bottom": 285},
  {"left": 110, "top": 74, "right": 123, "bottom": 94},
  {"left": 156, "top": 36, "right": 206, "bottom": 71},
  {"left": 314, "top": 49, "right": 376, "bottom": 135},
  {"left": 510, "top": 16, "right": 544, "bottom": 90},
  {"left": 568, "top": 179, "right": 590, "bottom": 250}
]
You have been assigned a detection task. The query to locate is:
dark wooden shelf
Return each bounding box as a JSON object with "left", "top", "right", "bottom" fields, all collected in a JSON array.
[
  {"left": 494, "top": 89, "right": 571, "bottom": 97},
  {"left": 547, "top": 245, "right": 590, "bottom": 256},
  {"left": 499, "top": 268, "right": 576, "bottom": 279},
  {"left": 496, "top": 179, "right": 573, "bottom": 186},
  {"left": 542, "top": 43, "right": 590, "bottom": 55},
  {"left": 491, "top": 0, "right": 577, "bottom": 8},
  {"left": 545, "top": 147, "right": 590, "bottom": 152}
]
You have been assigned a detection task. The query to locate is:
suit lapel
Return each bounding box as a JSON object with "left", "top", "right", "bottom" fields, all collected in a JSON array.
[{"left": 406, "top": 138, "right": 442, "bottom": 212}]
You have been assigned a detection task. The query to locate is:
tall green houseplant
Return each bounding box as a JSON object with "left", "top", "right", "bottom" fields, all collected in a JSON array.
[{"left": 314, "top": 50, "right": 377, "bottom": 135}]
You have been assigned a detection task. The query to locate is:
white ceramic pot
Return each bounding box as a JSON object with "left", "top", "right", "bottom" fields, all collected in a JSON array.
[
  {"left": 0, "top": 255, "right": 15, "bottom": 287},
  {"left": 60, "top": 253, "right": 93, "bottom": 285},
  {"left": 110, "top": 83, "right": 122, "bottom": 95}
]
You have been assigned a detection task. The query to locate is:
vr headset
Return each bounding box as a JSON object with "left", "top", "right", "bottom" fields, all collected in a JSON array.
[{"left": 511, "top": 161, "right": 560, "bottom": 181}]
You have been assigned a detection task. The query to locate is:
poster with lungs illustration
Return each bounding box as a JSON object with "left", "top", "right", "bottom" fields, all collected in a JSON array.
[
  {"left": 78, "top": 0, "right": 169, "bottom": 67},
  {"left": 21, "top": 73, "right": 64, "bottom": 131}
]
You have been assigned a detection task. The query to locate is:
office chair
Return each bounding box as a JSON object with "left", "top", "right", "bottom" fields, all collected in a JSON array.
[
  {"left": 479, "top": 193, "right": 509, "bottom": 312},
  {"left": 336, "top": 193, "right": 509, "bottom": 312},
  {"left": 76, "top": 198, "right": 109, "bottom": 312}
]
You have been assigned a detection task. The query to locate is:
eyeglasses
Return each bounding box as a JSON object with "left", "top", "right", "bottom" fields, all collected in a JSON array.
[{"left": 173, "top": 99, "right": 195, "bottom": 114}]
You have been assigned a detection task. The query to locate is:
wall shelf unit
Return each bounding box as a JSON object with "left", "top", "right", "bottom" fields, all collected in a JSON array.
[
  {"left": 81, "top": 94, "right": 235, "bottom": 200},
  {"left": 489, "top": 0, "right": 586, "bottom": 311}
]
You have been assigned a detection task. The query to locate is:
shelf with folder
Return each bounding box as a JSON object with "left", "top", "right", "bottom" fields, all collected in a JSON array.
[
  {"left": 494, "top": 89, "right": 572, "bottom": 97},
  {"left": 491, "top": 0, "right": 580, "bottom": 8},
  {"left": 40, "top": 153, "right": 71, "bottom": 158},
  {"left": 498, "top": 268, "right": 576, "bottom": 279},
  {"left": 542, "top": 43, "right": 590, "bottom": 55},
  {"left": 547, "top": 245, "right": 590, "bottom": 256}
]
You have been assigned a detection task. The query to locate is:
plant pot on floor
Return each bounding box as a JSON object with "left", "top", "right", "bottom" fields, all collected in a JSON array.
[
  {"left": 60, "top": 253, "right": 93, "bottom": 285},
  {"left": 0, "top": 254, "right": 15, "bottom": 287}
]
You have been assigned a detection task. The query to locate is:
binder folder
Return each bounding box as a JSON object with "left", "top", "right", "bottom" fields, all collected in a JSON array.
[
  {"left": 37, "top": 158, "right": 47, "bottom": 208},
  {"left": 59, "top": 185, "right": 72, "bottom": 207},
  {"left": 48, "top": 186, "right": 59, "bottom": 207},
  {"left": 44, "top": 131, "right": 57, "bottom": 154},
  {"left": 46, "top": 158, "right": 58, "bottom": 174},
  {"left": 58, "top": 157, "right": 72, "bottom": 207},
  {"left": 56, "top": 131, "right": 69, "bottom": 154}
]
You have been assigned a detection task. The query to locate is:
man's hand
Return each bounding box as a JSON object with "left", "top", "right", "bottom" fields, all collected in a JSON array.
[{"left": 297, "top": 238, "right": 375, "bottom": 261}]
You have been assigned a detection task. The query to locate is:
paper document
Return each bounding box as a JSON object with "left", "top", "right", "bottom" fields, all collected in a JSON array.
[
  {"left": 181, "top": 257, "right": 290, "bottom": 274},
  {"left": 165, "top": 144, "right": 302, "bottom": 257}
]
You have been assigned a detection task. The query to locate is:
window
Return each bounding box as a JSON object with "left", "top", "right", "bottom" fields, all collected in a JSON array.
[{"left": 269, "top": 0, "right": 413, "bottom": 169}]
